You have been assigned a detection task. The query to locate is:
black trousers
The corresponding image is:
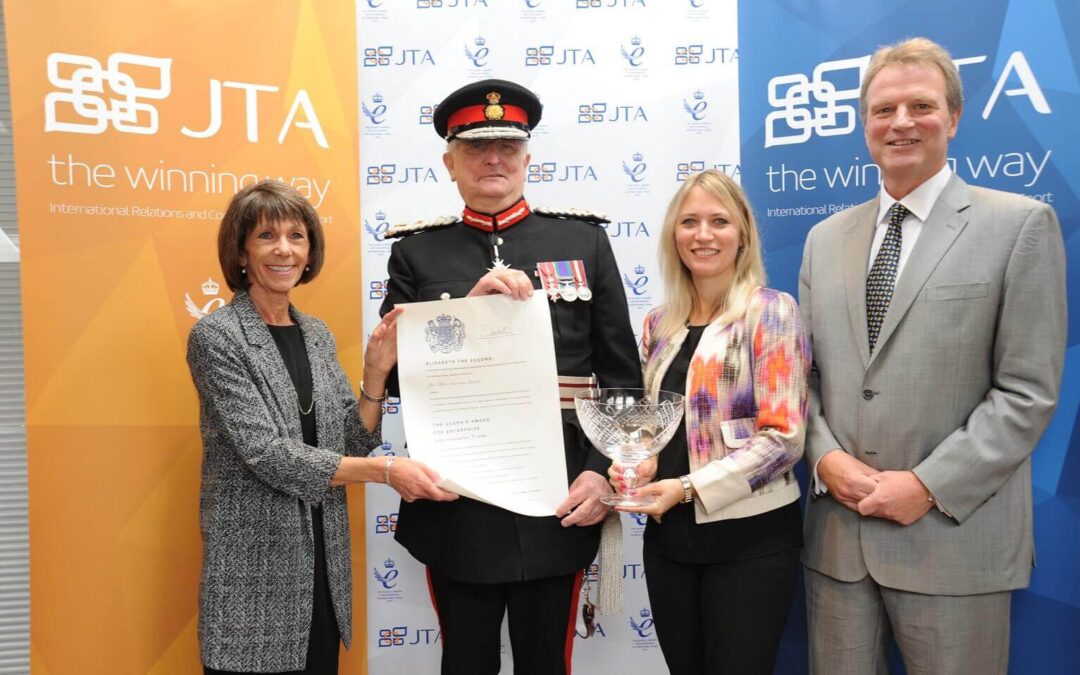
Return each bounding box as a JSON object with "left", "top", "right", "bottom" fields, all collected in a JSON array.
[
  {"left": 426, "top": 567, "right": 583, "bottom": 675},
  {"left": 643, "top": 544, "right": 800, "bottom": 675}
]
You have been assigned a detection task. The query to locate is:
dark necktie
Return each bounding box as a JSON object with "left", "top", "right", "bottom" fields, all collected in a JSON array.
[{"left": 866, "top": 202, "right": 909, "bottom": 353}]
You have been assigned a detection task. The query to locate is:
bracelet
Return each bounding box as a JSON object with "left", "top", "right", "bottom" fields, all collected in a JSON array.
[
  {"left": 384, "top": 455, "right": 396, "bottom": 486},
  {"left": 360, "top": 380, "right": 388, "bottom": 403},
  {"left": 679, "top": 475, "right": 694, "bottom": 504}
]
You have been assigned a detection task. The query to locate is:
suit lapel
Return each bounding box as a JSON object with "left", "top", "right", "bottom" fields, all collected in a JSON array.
[
  {"left": 869, "top": 175, "right": 972, "bottom": 366},
  {"left": 234, "top": 291, "right": 301, "bottom": 435},
  {"left": 842, "top": 200, "right": 879, "bottom": 370}
]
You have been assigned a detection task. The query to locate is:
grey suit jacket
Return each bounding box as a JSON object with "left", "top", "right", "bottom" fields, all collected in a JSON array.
[
  {"left": 187, "top": 291, "right": 378, "bottom": 671},
  {"left": 799, "top": 175, "right": 1066, "bottom": 595}
]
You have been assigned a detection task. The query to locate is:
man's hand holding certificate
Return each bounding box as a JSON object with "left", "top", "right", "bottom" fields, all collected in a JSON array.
[{"left": 396, "top": 294, "right": 568, "bottom": 516}]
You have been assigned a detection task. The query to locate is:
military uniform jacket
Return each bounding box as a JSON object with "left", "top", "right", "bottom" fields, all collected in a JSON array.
[{"left": 380, "top": 209, "right": 641, "bottom": 583}]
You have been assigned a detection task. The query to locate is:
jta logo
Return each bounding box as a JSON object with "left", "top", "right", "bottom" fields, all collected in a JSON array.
[
  {"left": 378, "top": 626, "right": 441, "bottom": 647},
  {"left": 623, "top": 264, "right": 649, "bottom": 297},
  {"left": 677, "top": 160, "right": 741, "bottom": 181},
  {"left": 369, "top": 279, "right": 391, "bottom": 300},
  {"left": 527, "top": 162, "right": 598, "bottom": 183},
  {"left": 626, "top": 511, "right": 649, "bottom": 526},
  {"left": 622, "top": 152, "right": 647, "bottom": 183},
  {"left": 525, "top": 45, "right": 595, "bottom": 67},
  {"left": 419, "top": 104, "right": 435, "bottom": 126},
  {"left": 378, "top": 626, "right": 406, "bottom": 647},
  {"left": 629, "top": 608, "right": 655, "bottom": 638},
  {"left": 524, "top": 0, "right": 542, "bottom": 6},
  {"left": 623, "top": 562, "right": 645, "bottom": 579},
  {"left": 46, "top": 52, "right": 328, "bottom": 147},
  {"left": 365, "top": 210, "right": 392, "bottom": 242},
  {"left": 621, "top": 36, "right": 645, "bottom": 67},
  {"left": 765, "top": 51, "right": 1050, "bottom": 148},
  {"left": 683, "top": 90, "right": 707, "bottom": 121},
  {"left": 382, "top": 396, "right": 401, "bottom": 415},
  {"left": 577, "top": 103, "right": 647, "bottom": 124},
  {"left": 365, "top": 164, "right": 438, "bottom": 185},
  {"left": 464, "top": 37, "right": 490, "bottom": 67},
  {"left": 674, "top": 45, "right": 737, "bottom": 65},
  {"left": 373, "top": 558, "right": 400, "bottom": 589},
  {"left": 688, "top": 0, "right": 705, "bottom": 6},
  {"left": 362, "top": 93, "right": 387, "bottom": 125},
  {"left": 765, "top": 56, "right": 868, "bottom": 148},
  {"left": 362, "top": 46, "right": 435, "bottom": 67},
  {"left": 46, "top": 52, "right": 170, "bottom": 135},
  {"left": 184, "top": 277, "right": 226, "bottom": 320},
  {"left": 374, "top": 512, "right": 399, "bottom": 534},
  {"left": 604, "top": 220, "right": 651, "bottom": 238}
]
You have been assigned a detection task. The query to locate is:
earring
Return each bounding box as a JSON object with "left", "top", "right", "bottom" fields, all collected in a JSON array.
[
  {"left": 241, "top": 267, "right": 246, "bottom": 275},
  {"left": 305, "top": 266, "right": 310, "bottom": 271}
]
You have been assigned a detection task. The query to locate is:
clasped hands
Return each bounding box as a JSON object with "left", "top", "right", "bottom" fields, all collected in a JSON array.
[{"left": 817, "top": 451, "right": 934, "bottom": 526}]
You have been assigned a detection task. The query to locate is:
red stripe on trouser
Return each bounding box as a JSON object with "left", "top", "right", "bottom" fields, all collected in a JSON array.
[
  {"left": 425, "top": 567, "right": 445, "bottom": 640},
  {"left": 564, "top": 570, "right": 584, "bottom": 675}
]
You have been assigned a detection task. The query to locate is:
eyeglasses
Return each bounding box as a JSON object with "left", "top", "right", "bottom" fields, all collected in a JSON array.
[{"left": 457, "top": 139, "right": 525, "bottom": 157}]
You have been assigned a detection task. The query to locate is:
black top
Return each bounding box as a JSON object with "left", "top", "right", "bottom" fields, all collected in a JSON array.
[
  {"left": 267, "top": 324, "right": 317, "bottom": 446},
  {"left": 644, "top": 325, "right": 802, "bottom": 563},
  {"left": 265, "top": 324, "right": 340, "bottom": 667}
]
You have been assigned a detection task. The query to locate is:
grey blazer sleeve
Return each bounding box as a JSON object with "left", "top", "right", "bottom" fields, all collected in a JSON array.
[
  {"left": 799, "top": 225, "right": 843, "bottom": 465},
  {"left": 912, "top": 202, "right": 1066, "bottom": 522},
  {"left": 187, "top": 320, "right": 342, "bottom": 504}
]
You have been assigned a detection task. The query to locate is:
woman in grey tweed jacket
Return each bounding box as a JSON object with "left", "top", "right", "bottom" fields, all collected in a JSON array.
[{"left": 188, "top": 181, "right": 457, "bottom": 674}]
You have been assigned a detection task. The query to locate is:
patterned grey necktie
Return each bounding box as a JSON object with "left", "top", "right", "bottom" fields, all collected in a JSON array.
[{"left": 866, "top": 202, "right": 909, "bottom": 353}]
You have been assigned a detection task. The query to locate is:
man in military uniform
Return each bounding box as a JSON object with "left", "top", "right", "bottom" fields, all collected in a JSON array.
[{"left": 380, "top": 79, "right": 641, "bottom": 675}]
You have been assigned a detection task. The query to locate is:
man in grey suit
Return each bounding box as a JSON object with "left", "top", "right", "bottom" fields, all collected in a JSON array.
[{"left": 799, "top": 37, "right": 1066, "bottom": 674}]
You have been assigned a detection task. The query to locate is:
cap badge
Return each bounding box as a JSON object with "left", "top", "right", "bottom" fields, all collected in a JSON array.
[{"left": 484, "top": 91, "right": 505, "bottom": 120}]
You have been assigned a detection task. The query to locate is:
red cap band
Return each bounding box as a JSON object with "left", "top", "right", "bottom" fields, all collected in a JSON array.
[{"left": 447, "top": 104, "right": 529, "bottom": 131}]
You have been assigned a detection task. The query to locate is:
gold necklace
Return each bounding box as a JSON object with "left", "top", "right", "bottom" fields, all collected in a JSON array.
[{"left": 298, "top": 394, "right": 314, "bottom": 416}]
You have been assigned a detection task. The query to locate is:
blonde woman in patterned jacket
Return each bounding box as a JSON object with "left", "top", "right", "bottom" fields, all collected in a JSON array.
[
  {"left": 187, "top": 181, "right": 457, "bottom": 675},
  {"left": 610, "top": 170, "right": 810, "bottom": 675}
]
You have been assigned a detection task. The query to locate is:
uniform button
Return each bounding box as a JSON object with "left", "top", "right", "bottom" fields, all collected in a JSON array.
[
  {"left": 862, "top": 389, "right": 875, "bottom": 400},
  {"left": 440, "top": 292, "right": 450, "bottom": 300}
]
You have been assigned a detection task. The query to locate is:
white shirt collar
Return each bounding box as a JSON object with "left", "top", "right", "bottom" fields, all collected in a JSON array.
[{"left": 876, "top": 163, "right": 952, "bottom": 226}]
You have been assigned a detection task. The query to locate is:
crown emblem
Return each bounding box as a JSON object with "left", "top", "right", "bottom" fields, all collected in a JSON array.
[
  {"left": 381, "top": 441, "right": 392, "bottom": 452},
  {"left": 375, "top": 210, "right": 387, "bottom": 221},
  {"left": 632, "top": 152, "right": 643, "bottom": 162},
  {"left": 475, "top": 36, "right": 487, "bottom": 46},
  {"left": 201, "top": 277, "right": 220, "bottom": 296},
  {"left": 484, "top": 91, "right": 505, "bottom": 121},
  {"left": 639, "top": 608, "right": 651, "bottom": 618},
  {"left": 630, "top": 35, "right": 642, "bottom": 46},
  {"left": 634, "top": 264, "right": 645, "bottom": 275},
  {"left": 372, "top": 92, "right": 384, "bottom": 103},
  {"left": 693, "top": 90, "right": 704, "bottom": 100},
  {"left": 384, "top": 558, "right": 396, "bottom": 569}
]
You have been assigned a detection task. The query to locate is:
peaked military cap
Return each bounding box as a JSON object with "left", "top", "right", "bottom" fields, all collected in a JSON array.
[{"left": 433, "top": 78, "right": 542, "bottom": 142}]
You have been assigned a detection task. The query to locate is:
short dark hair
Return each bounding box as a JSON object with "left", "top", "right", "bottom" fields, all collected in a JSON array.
[{"left": 217, "top": 180, "right": 325, "bottom": 292}]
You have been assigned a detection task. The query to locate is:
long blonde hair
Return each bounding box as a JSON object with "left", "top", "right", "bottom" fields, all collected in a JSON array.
[{"left": 655, "top": 170, "right": 766, "bottom": 340}]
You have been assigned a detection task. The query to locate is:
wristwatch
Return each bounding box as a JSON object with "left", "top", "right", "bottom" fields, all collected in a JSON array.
[{"left": 679, "top": 475, "right": 693, "bottom": 504}]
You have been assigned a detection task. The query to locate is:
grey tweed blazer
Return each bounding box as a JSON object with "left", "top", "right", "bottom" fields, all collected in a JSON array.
[{"left": 187, "top": 290, "right": 379, "bottom": 672}]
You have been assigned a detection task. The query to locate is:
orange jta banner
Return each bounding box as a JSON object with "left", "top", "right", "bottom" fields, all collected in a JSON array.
[{"left": 3, "top": 1, "right": 364, "bottom": 672}]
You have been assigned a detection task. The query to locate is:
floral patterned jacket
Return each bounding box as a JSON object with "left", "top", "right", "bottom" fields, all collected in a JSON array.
[{"left": 642, "top": 287, "right": 810, "bottom": 522}]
